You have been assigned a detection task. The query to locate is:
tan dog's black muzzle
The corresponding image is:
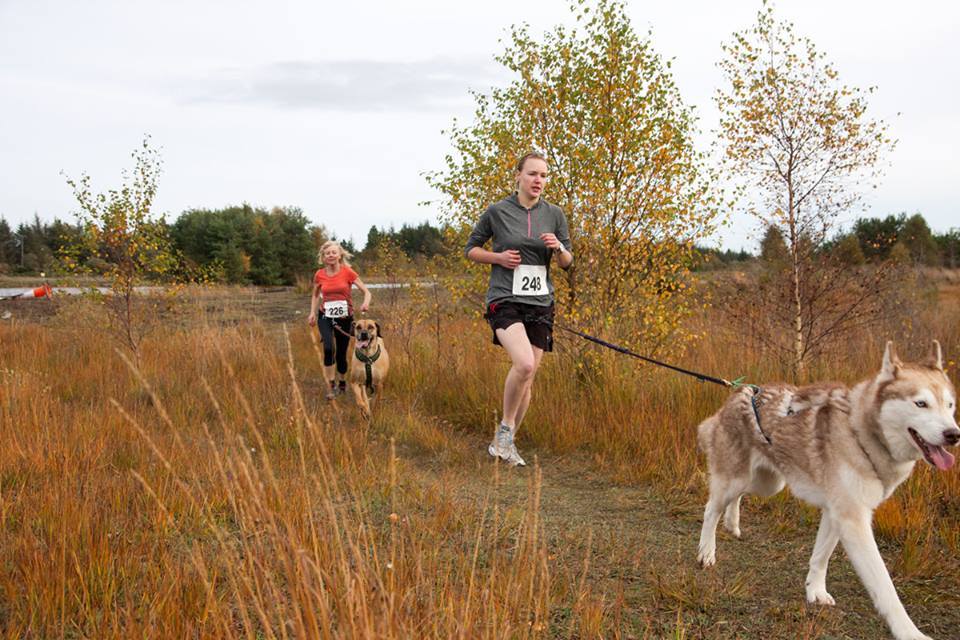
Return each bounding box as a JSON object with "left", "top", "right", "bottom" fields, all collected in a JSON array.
[{"left": 354, "top": 320, "right": 378, "bottom": 346}]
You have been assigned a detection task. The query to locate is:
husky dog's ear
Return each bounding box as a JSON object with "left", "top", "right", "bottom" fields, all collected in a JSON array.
[
  {"left": 880, "top": 341, "right": 902, "bottom": 380},
  {"left": 923, "top": 340, "right": 944, "bottom": 371}
]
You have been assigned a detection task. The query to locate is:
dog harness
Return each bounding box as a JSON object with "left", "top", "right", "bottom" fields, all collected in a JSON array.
[
  {"left": 354, "top": 345, "right": 381, "bottom": 395},
  {"left": 748, "top": 385, "right": 772, "bottom": 445}
]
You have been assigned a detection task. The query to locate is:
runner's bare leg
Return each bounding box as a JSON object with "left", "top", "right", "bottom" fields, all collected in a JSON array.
[
  {"left": 495, "top": 323, "right": 538, "bottom": 429},
  {"left": 514, "top": 346, "right": 544, "bottom": 432}
]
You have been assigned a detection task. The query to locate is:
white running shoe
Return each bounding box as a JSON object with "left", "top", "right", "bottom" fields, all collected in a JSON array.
[
  {"left": 487, "top": 424, "right": 526, "bottom": 467},
  {"left": 487, "top": 424, "right": 511, "bottom": 458},
  {"left": 503, "top": 441, "right": 527, "bottom": 467}
]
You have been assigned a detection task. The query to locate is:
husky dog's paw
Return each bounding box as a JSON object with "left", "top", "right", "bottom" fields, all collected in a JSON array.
[
  {"left": 696, "top": 545, "right": 716, "bottom": 567},
  {"left": 805, "top": 586, "right": 835, "bottom": 606},
  {"left": 723, "top": 523, "right": 741, "bottom": 538}
]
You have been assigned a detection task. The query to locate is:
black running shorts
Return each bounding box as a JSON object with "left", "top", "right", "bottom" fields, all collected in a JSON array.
[{"left": 484, "top": 300, "right": 554, "bottom": 352}]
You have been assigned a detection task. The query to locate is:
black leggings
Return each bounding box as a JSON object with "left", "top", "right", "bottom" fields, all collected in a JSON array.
[{"left": 318, "top": 316, "right": 353, "bottom": 374}]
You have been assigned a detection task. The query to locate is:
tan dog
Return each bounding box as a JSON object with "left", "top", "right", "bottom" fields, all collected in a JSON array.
[
  {"left": 697, "top": 341, "right": 958, "bottom": 640},
  {"left": 349, "top": 319, "right": 390, "bottom": 420}
]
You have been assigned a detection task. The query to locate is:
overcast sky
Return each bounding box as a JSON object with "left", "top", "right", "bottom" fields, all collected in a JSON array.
[{"left": 1, "top": 0, "right": 957, "bottom": 251}]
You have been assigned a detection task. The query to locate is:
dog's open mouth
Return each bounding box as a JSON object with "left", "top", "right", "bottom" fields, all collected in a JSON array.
[
  {"left": 908, "top": 428, "right": 955, "bottom": 470},
  {"left": 356, "top": 335, "right": 371, "bottom": 349}
]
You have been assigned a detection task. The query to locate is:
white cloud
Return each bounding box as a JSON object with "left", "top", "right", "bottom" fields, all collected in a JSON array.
[{"left": 185, "top": 57, "right": 504, "bottom": 112}]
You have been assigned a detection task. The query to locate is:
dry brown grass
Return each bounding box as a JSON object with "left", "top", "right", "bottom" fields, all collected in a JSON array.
[{"left": 1, "top": 279, "right": 959, "bottom": 638}]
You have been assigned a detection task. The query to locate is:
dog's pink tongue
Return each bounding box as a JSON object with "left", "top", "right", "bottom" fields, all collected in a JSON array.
[{"left": 929, "top": 445, "right": 955, "bottom": 470}]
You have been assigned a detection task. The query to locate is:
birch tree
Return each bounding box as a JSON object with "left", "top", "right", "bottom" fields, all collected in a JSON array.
[
  {"left": 63, "top": 137, "right": 178, "bottom": 359},
  {"left": 716, "top": 4, "right": 894, "bottom": 376}
]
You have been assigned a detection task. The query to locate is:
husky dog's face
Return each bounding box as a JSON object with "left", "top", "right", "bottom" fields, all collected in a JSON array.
[
  {"left": 877, "top": 341, "right": 959, "bottom": 470},
  {"left": 353, "top": 319, "right": 380, "bottom": 350}
]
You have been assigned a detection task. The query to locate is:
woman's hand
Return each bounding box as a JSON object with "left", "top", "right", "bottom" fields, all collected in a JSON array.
[
  {"left": 307, "top": 311, "right": 317, "bottom": 326},
  {"left": 539, "top": 232, "right": 562, "bottom": 251},
  {"left": 498, "top": 249, "right": 522, "bottom": 269},
  {"left": 353, "top": 278, "right": 372, "bottom": 316}
]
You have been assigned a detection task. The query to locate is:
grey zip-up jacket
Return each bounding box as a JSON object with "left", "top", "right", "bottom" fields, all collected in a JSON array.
[{"left": 465, "top": 194, "right": 573, "bottom": 306}]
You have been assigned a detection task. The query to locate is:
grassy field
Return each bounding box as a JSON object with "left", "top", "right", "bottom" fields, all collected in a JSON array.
[{"left": 1, "top": 279, "right": 958, "bottom": 639}]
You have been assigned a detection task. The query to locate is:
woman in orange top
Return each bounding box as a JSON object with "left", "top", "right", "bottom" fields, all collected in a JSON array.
[{"left": 308, "top": 240, "right": 372, "bottom": 399}]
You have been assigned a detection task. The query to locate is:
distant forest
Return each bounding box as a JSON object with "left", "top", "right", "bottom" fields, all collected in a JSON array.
[
  {"left": 0, "top": 206, "right": 449, "bottom": 285},
  {"left": 695, "top": 212, "right": 960, "bottom": 271},
  {"left": 1, "top": 208, "right": 958, "bottom": 285}
]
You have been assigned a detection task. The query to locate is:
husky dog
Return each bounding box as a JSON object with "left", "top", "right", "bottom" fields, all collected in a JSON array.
[{"left": 697, "top": 341, "right": 959, "bottom": 640}]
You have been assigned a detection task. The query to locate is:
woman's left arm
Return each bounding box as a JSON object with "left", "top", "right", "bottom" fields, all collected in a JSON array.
[
  {"left": 353, "top": 277, "right": 372, "bottom": 313},
  {"left": 554, "top": 245, "right": 574, "bottom": 269},
  {"left": 554, "top": 208, "right": 573, "bottom": 269}
]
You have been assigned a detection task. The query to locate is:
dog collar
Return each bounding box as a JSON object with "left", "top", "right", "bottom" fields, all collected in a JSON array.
[{"left": 354, "top": 345, "right": 381, "bottom": 364}]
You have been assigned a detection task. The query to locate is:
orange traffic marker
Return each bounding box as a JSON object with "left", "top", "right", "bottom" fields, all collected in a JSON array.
[{"left": 19, "top": 283, "right": 53, "bottom": 299}]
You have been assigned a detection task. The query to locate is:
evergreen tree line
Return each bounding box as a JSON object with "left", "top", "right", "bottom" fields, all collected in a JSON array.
[
  {"left": 0, "top": 209, "right": 453, "bottom": 284},
  {"left": 170, "top": 205, "right": 317, "bottom": 285},
  {"left": 694, "top": 212, "right": 960, "bottom": 270},
  {"left": 362, "top": 223, "right": 446, "bottom": 260}
]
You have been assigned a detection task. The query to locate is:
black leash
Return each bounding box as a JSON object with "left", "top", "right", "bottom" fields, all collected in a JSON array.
[
  {"left": 333, "top": 322, "right": 354, "bottom": 339},
  {"left": 552, "top": 322, "right": 740, "bottom": 388},
  {"left": 549, "top": 314, "right": 772, "bottom": 444}
]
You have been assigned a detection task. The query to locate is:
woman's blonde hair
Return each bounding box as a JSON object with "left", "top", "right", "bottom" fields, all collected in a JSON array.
[
  {"left": 318, "top": 240, "right": 352, "bottom": 267},
  {"left": 515, "top": 151, "right": 547, "bottom": 173}
]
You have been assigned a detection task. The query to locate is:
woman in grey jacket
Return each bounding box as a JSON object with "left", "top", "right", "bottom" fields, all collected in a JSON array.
[{"left": 465, "top": 152, "right": 574, "bottom": 466}]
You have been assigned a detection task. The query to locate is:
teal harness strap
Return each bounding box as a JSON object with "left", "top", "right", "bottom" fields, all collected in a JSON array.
[{"left": 354, "top": 345, "right": 381, "bottom": 394}]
